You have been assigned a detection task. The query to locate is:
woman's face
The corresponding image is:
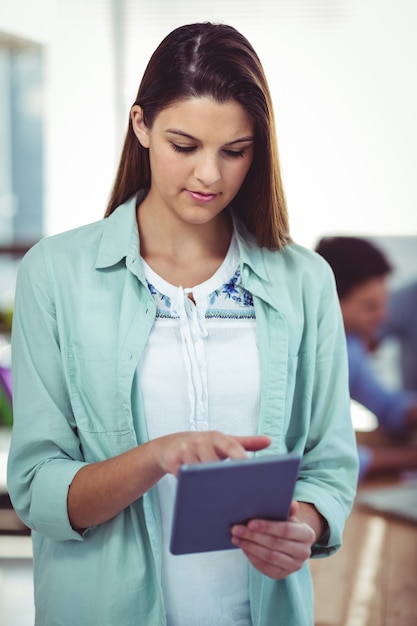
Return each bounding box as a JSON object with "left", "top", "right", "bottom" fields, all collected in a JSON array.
[{"left": 131, "top": 97, "right": 254, "bottom": 227}]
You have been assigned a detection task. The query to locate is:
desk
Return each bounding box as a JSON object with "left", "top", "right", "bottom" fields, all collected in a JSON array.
[{"left": 311, "top": 478, "right": 417, "bottom": 626}]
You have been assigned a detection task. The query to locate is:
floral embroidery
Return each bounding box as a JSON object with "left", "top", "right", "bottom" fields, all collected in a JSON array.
[
  {"left": 210, "top": 267, "right": 253, "bottom": 307},
  {"left": 146, "top": 282, "right": 173, "bottom": 311},
  {"left": 147, "top": 266, "right": 255, "bottom": 319}
]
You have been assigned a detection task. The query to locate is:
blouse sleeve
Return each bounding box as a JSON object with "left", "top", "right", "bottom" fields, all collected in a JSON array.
[
  {"left": 293, "top": 259, "right": 359, "bottom": 557},
  {"left": 7, "top": 241, "right": 88, "bottom": 541}
]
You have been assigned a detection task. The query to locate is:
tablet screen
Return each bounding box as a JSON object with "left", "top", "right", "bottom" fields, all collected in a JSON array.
[{"left": 170, "top": 453, "right": 301, "bottom": 555}]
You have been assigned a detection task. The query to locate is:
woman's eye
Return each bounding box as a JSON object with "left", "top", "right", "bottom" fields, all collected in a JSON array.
[
  {"left": 170, "top": 143, "right": 246, "bottom": 158},
  {"left": 170, "top": 143, "right": 196, "bottom": 154},
  {"left": 224, "top": 149, "right": 245, "bottom": 158}
]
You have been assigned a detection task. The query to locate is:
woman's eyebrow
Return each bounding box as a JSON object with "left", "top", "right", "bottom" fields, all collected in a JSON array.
[
  {"left": 165, "top": 129, "right": 197, "bottom": 140},
  {"left": 224, "top": 136, "right": 254, "bottom": 146},
  {"left": 165, "top": 129, "right": 254, "bottom": 145}
]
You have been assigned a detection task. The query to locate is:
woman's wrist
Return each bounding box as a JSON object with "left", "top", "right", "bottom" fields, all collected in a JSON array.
[{"left": 296, "top": 501, "right": 328, "bottom": 545}]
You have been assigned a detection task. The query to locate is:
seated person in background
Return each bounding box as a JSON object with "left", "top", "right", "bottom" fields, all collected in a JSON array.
[
  {"left": 378, "top": 280, "right": 417, "bottom": 392},
  {"left": 315, "top": 236, "right": 417, "bottom": 479}
]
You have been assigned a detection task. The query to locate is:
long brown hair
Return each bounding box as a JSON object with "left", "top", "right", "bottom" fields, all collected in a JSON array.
[{"left": 106, "top": 22, "right": 290, "bottom": 249}]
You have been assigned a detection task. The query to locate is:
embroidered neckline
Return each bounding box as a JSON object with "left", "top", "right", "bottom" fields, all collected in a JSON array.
[{"left": 146, "top": 265, "right": 254, "bottom": 319}]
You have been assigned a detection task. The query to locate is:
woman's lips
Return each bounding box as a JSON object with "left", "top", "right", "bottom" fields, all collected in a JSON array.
[{"left": 186, "top": 190, "right": 218, "bottom": 203}]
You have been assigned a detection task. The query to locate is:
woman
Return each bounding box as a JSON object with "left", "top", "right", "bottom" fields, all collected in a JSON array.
[{"left": 8, "top": 23, "right": 358, "bottom": 626}]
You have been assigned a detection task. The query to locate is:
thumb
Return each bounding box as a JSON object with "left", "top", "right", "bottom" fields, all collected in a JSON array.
[{"left": 288, "top": 499, "right": 299, "bottom": 520}]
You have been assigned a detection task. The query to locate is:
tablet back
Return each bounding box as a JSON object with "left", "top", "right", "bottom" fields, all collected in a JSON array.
[{"left": 170, "top": 454, "right": 301, "bottom": 555}]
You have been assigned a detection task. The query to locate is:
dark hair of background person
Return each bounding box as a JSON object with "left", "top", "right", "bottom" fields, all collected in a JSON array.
[
  {"left": 315, "top": 236, "right": 393, "bottom": 298},
  {"left": 105, "top": 22, "right": 290, "bottom": 250}
]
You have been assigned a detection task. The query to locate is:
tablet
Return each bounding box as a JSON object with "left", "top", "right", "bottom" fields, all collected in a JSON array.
[{"left": 170, "top": 453, "right": 301, "bottom": 555}]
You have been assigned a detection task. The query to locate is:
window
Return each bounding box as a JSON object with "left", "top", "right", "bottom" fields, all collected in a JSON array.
[{"left": 0, "top": 31, "right": 44, "bottom": 245}]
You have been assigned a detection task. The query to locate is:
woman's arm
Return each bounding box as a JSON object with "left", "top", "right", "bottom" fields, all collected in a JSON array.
[
  {"left": 9, "top": 240, "right": 271, "bottom": 537},
  {"left": 67, "top": 432, "right": 271, "bottom": 530}
]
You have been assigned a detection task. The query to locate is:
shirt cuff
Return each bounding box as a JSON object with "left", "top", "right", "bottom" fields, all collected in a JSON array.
[{"left": 30, "top": 460, "right": 89, "bottom": 541}]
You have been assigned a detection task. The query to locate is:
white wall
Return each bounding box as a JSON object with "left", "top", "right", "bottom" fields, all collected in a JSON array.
[{"left": 1, "top": 0, "right": 416, "bottom": 248}]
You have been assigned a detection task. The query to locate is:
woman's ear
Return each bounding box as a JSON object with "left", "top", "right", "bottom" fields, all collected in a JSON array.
[{"left": 131, "top": 105, "right": 150, "bottom": 148}]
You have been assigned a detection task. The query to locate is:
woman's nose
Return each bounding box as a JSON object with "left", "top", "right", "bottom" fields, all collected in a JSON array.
[{"left": 194, "top": 153, "right": 221, "bottom": 187}]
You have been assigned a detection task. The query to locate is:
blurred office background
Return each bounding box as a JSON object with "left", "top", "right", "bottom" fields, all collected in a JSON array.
[
  {"left": 1, "top": 0, "right": 417, "bottom": 245},
  {"left": 0, "top": 1, "right": 416, "bottom": 624}
]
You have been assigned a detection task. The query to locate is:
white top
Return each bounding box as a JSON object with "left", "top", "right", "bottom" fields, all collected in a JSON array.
[{"left": 139, "top": 234, "right": 260, "bottom": 626}]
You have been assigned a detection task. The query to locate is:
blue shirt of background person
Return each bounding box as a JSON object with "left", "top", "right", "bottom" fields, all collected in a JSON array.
[
  {"left": 379, "top": 280, "right": 417, "bottom": 392},
  {"left": 315, "top": 236, "right": 417, "bottom": 479}
]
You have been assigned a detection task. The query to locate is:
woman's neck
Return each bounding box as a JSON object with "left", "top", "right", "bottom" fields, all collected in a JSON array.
[{"left": 136, "top": 199, "right": 233, "bottom": 287}]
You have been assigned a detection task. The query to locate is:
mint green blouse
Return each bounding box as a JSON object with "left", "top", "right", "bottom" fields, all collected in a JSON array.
[{"left": 7, "top": 195, "right": 358, "bottom": 625}]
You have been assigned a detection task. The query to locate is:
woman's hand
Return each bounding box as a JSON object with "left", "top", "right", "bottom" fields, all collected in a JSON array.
[
  {"left": 68, "top": 430, "right": 270, "bottom": 531},
  {"left": 230, "top": 501, "right": 320, "bottom": 579},
  {"left": 150, "top": 431, "right": 272, "bottom": 476}
]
